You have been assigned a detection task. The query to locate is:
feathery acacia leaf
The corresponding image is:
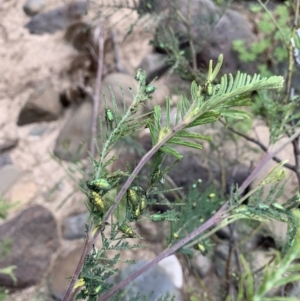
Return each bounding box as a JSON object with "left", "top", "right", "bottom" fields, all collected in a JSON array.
[
  {"left": 168, "top": 138, "right": 203, "bottom": 150},
  {"left": 220, "top": 109, "right": 252, "bottom": 120},
  {"left": 160, "top": 146, "right": 183, "bottom": 160},
  {"left": 176, "top": 130, "right": 212, "bottom": 141},
  {"left": 187, "top": 111, "right": 221, "bottom": 128}
]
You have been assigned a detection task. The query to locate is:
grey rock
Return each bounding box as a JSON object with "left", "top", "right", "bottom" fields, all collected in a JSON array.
[
  {"left": 0, "top": 205, "right": 60, "bottom": 288},
  {"left": 17, "top": 82, "right": 62, "bottom": 126},
  {"left": 0, "top": 137, "right": 18, "bottom": 154},
  {"left": 29, "top": 124, "right": 49, "bottom": 136},
  {"left": 25, "top": 1, "right": 88, "bottom": 35},
  {"left": 115, "top": 260, "right": 183, "bottom": 301},
  {"left": 23, "top": 0, "right": 46, "bottom": 16},
  {"left": 192, "top": 252, "right": 212, "bottom": 277},
  {"left": 0, "top": 153, "right": 12, "bottom": 169},
  {"left": 61, "top": 212, "right": 88, "bottom": 240},
  {"left": 155, "top": 0, "right": 256, "bottom": 75},
  {"left": 225, "top": 163, "right": 252, "bottom": 195},
  {"left": 102, "top": 73, "right": 138, "bottom": 110},
  {"left": 49, "top": 247, "right": 83, "bottom": 298},
  {"left": 54, "top": 73, "right": 139, "bottom": 162},
  {"left": 286, "top": 282, "right": 300, "bottom": 298},
  {"left": 0, "top": 165, "right": 22, "bottom": 195},
  {"left": 198, "top": 8, "right": 257, "bottom": 75},
  {"left": 136, "top": 219, "right": 165, "bottom": 243},
  {"left": 213, "top": 243, "right": 238, "bottom": 278},
  {"left": 54, "top": 98, "right": 93, "bottom": 161},
  {"left": 158, "top": 255, "right": 183, "bottom": 289},
  {"left": 164, "top": 151, "right": 218, "bottom": 201},
  {"left": 138, "top": 53, "right": 169, "bottom": 82}
]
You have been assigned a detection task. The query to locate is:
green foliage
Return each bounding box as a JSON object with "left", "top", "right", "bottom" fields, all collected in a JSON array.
[
  {"left": 66, "top": 54, "right": 286, "bottom": 301},
  {"left": 252, "top": 90, "right": 300, "bottom": 144},
  {"left": 233, "top": 2, "right": 291, "bottom": 77},
  {"left": 235, "top": 210, "right": 300, "bottom": 301},
  {"left": 0, "top": 195, "right": 15, "bottom": 220},
  {"left": 169, "top": 182, "right": 221, "bottom": 252},
  {"left": 0, "top": 196, "right": 16, "bottom": 299},
  {"left": 0, "top": 288, "right": 9, "bottom": 301}
]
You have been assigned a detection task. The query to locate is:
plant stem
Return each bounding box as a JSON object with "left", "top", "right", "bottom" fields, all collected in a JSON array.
[
  {"left": 257, "top": 0, "right": 289, "bottom": 49},
  {"left": 90, "top": 24, "right": 104, "bottom": 161},
  {"left": 62, "top": 233, "right": 90, "bottom": 301}
]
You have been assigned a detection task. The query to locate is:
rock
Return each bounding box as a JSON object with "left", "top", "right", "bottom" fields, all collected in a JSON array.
[
  {"left": 136, "top": 219, "right": 165, "bottom": 243},
  {"left": 54, "top": 98, "right": 94, "bottom": 161},
  {"left": 0, "top": 153, "right": 12, "bottom": 169},
  {"left": 158, "top": 255, "right": 183, "bottom": 289},
  {"left": 64, "top": 22, "right": 97, "bottom": 52},
  {"left": 155, "top": 0, "right": 256, "bottom": 75},
  {"left": 192, "top": 252, "right": 212, "bottom": 277},
  {"left": 165, "top": 151, "right": 218, "bottom": 199},
  {"left": 28, "top": 124, "right": 49, "bottom": 136},
  {"left": 0, "top": 205, "right": 60, "bottom": 288},
  {"left": 17, "top": 82, "right": 62, "bottom": 126},
  {"left": 102, "top": 73, "right": 138, "bottom": 110},
  {"left": 251, "top": 250, "right": 272, "bottom": 272},
  {"left": 0, "top": 165, "right": 22, "bottom": 195},
  {"left": 115, "top": 260, "right": 183, "bottom": 301},
  {"left": 286, "top": 282, "right": 300, "bottom": 298},
  {"left": 143, "top": 81, "right": 169, "bottom": 113},
  {"left": 5, "top": 179, "right": 38, "bottom": 207},
  {"left": 138, "top": 53, "right": 169, "bottom": 82},
  {"left": 54, "top": 73, "right": 143, "bottom": 162},
  {"left": 25, "top": 1, "right": 88, "bottom": 35},
  {"left": 0, "top": 138, "right": 18, "bottom": 154},
  {"left": 198, "top": 8, "right": 257, "bottom": 75},
  {"left": 225, "top": 163, "right": 252, "bottom": 196},
  {"left": 213, "top": 243, "right": 238, "bottom": 278},
  {"left": 23, "top": 0, "right": 46, "bottom": 16},
  {"left": 50, "top": 247, "right": 83, "bottom": 299},
  {"left": 160, "top": 72, "right": 191, "bottom": 97},
  {"left": 61, "top": 212, "right": 88, "bottom": 240}
]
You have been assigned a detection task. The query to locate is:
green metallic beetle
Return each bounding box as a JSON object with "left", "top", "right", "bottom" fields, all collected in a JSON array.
[
  {"left": 86, "top": 178, "right": 111, "bottom": 193},
  {"left": 145, "top": 85, "right": 155, "bottom": 94},
  {"left": 173, "top": 232, "right": 179, "bottom": 239},
  {"left": 127, "top": 186, "right": 147, "bottom": 211},
  {"left": 105, "top": 108, "right": 114, "bottom": 123},
  {"left": 257, "top": 204, "right": 270, "bottom": 211},
  {"left": 193, "top": 243, "right": 208, "bottom": 256},
  {"left": 131, "top": 206, "right": 141, "bottom": 221},
  {"left": 127, "top": 187, "right": 140, "bottom": 207},
  {"left": 89, "top": 191, "right": 105, "bottom": 211},
  {"left": 151, "top": 214, "right": 165, "bottom": 222},
  {"left": 271, "top": 203, "right": 285, "bottom": 211},
  {"left": 140, "top": 194, "right": 147, "bottom": 212},
  {"left": 119, "top": 223, "right": 136, "bottom": 238}
]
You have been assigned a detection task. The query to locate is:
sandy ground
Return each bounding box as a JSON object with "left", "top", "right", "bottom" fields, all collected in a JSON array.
[{"left": 0, "top": 1, "right": 154, "bottom": 299}]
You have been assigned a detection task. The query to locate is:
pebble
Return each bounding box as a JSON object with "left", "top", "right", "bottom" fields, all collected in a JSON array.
[
  {"left": 17, "top": 81, "right": 62, "bottom": 126},
  {"left": 115, "top": 260, "right": 183, "bottom": 301},
  {"left": 23, "top": 0, "right": 46, "bottom": 16},
  {"left": 158, "top": 255, "right": 183, "bottom": 289},
  {"left": 0, "top": 205, "right": 60, "bottom": 288},
  {"left": 0, "top": 165, "right": 22, "bottom": 195},
  {"left": 61, "top": 212, "right": 89, "bottom": 240}
]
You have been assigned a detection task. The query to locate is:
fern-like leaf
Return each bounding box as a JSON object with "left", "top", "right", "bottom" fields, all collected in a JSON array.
[
  {"left": 168, "top": 138, "right": 203, "bottom": 150},
  {"left": 160, "top": 146, "right": 183, "bottom": 160}
]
